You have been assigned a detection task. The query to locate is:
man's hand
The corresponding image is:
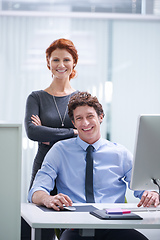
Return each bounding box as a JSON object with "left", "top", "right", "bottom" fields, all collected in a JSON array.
[
  {"left": 32, "top": 191, "right": 73, "bottom": 211},
  {"left": 43, "top": 193, "right": 73, "bottom": 211},
  {"left": 137, "top": 190, "right": 159, "bottom": 208}
]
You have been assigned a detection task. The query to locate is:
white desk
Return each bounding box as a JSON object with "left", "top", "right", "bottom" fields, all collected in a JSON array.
[{"left": 21, "top": 203, "right": 160, "bottom": 240}]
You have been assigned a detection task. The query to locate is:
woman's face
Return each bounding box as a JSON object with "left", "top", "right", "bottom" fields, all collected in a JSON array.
[{"left": 48, "top": 48, "right": 74, "bottom": 80}]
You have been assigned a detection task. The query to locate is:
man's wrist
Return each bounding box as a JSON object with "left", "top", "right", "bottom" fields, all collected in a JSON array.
[{"left": 32, "top": 190, "right": 49, "bottom": 206}]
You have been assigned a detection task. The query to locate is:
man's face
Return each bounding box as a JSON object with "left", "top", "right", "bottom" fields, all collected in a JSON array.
[{"left": 72, "top": 105, "right": 103, "bottom": 144}]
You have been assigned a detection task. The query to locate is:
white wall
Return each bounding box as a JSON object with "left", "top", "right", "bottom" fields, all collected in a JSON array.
[
  {"left": 111, "top": 20, "right": 160, "bottom": 153},
  {"left": 110, "top": 19, "right": 160, "bottom": 203}
]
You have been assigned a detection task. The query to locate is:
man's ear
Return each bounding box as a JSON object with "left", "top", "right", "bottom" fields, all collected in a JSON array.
[
  {"left": 72, "top": 120, "right": 76, "bottom": 128},
  {"left": 99, "top": 114, "right": 104, "bottom": 124}
]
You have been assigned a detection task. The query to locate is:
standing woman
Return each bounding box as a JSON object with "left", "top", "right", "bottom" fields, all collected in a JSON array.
[
  {"left": 25, "top": 38, "right": 78, "bottom": 190},
  {"left": 22, "top": 39, "right": 78, "bottom": 240}
]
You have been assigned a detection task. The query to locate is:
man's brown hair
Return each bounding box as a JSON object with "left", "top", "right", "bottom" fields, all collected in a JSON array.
[{"left": 68, "top": 91, "right": 104, "bottom": 121}]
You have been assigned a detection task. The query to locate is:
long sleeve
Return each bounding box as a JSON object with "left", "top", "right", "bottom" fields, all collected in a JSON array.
[
  {"left": 29, "top": 137, "right": 144, "bottom": 204},
  {"left": 24, "top": 90, "right": 75, "bottom": 143}
]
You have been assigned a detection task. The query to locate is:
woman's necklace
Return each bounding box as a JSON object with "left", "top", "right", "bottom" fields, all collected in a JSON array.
[{"left": 52, "top": 95, "right": 70, "bottom": 127}]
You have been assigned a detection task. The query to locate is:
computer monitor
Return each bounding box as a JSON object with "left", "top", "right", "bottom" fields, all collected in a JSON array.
[{"left": 130, "top": 114, "right": 160, "bottom": 192}]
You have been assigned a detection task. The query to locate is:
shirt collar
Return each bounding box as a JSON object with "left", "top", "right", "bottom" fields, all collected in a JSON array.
[{"left": 76, "top": 135, "right": 104, "bottom": 151}]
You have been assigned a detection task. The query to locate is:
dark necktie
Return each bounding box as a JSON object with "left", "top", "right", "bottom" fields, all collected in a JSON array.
[{"left": 85, "top": 145, "right": 95, "bottom": 203}]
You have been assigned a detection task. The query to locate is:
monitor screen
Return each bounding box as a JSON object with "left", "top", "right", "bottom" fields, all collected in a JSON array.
[{"left": 130, "top": 114, "right": 160, "bottom": 191}]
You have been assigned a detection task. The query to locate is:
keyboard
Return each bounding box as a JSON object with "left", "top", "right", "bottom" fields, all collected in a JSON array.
[{"left": 125, "top": 207, "right": 160, "bottom": 212}]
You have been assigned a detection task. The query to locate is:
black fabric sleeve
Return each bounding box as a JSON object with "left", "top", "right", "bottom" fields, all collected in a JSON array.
[{"left": 24, "top": 92, "right": 75, "bottom": 143}]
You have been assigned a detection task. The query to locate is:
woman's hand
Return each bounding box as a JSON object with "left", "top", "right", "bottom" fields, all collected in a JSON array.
[
  {"left": 31, "top": 115, "right": 42, "bottom": 126},
  {"left": 73, "top": 129, "right": 78, "bottom": 136}
]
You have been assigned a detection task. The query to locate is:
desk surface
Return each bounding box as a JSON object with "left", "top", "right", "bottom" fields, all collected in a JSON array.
[{"left": 21, "top": 203, "right": 160, "bottom": 230}]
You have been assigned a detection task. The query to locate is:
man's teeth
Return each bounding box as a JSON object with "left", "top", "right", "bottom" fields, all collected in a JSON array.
[{"left": 83, "top": 127, "right": 92, "bottom": 131}]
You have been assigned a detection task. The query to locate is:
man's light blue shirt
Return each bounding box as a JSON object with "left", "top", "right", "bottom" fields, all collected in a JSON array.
[{"left": 28, "top": 136, "right": 143, "bottom": 203}]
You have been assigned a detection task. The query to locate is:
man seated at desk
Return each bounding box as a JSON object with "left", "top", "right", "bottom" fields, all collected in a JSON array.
[{"left": 28, "top": 91, "right": 159, "bottom": 240}]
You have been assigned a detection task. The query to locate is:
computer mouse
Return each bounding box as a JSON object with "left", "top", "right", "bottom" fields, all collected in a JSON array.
[{"left": 63, "top": 206, "right": 76, "bottom": 211}]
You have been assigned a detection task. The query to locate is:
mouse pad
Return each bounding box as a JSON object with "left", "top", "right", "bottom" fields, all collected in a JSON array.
[
  {"left": 37, "top": 205, "right": 98, "bottom": 212},
  {"left": 90, "top": 209, "right": 143, "bottom": 220}
]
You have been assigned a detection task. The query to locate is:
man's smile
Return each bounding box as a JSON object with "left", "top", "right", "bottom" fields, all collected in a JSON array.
[{"left": 82, "top": 127, "right": 93, "bottom": 131}]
